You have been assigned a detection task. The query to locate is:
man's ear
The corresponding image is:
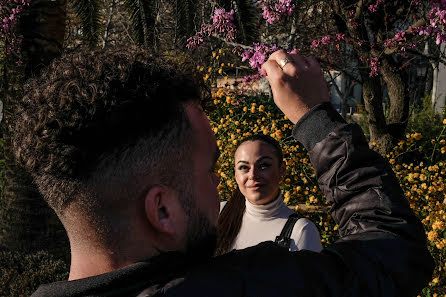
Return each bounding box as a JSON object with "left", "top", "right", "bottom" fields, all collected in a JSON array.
[{"left": 144, "top": 185, "right": 179, "bottom": 235}]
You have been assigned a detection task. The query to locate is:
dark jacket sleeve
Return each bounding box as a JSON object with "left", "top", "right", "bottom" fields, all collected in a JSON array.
[{"left": 291, "top": 102, "right": 434, "bottom": 296}]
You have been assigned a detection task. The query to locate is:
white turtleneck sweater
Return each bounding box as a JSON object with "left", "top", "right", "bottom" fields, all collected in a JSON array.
[{"left": 220, "top": 195, "right": 323, "bottom": 252}]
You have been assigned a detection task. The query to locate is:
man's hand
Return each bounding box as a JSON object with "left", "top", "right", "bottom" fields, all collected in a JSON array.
[{"left": 261, "top": 50, "right": 330, "bottom": 124}]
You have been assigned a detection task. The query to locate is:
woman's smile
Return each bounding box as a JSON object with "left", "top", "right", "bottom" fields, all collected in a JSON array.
[{"left": 234, "top": 140, "right": 285, "bottom": 205}]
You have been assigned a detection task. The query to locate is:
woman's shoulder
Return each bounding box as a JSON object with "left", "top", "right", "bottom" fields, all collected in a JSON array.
[
  {"left": 288, "top": 216, "right": 321, "bottom": 238},
  {"left": 289, "top": 215, "right": 323, "bottom": 252},
  {"left": 292, "top": 217, "right": 319, "bottom": 231}
]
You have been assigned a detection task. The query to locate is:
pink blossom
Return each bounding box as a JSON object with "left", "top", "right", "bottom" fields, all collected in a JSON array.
[
  {"left": 408, "top": 41, "right": 417, "bottom": 49},
  {"left": 385, "top": 30, "right": 408, "bottom": 49},
  {"left": 336, "top": 33, "right": 345, "bottom": 41},
  {"left": 241, "top": 50, "right": 253, "bottom": 62},
  {"left": 241, "top": 42, "right": 279, "bottom": 74},
  {"left": 321, "top": 36, "right": 331, "bottom": 45},
  {"left": 1, "top": 0, "right": 31, "bottom": 56},
  {"left": 249, "top": 50, "right": 266, "bottom": 69},
  {"left": 243, "top": 73, "right": 262, "bottom": 84},
  {"left": 310, "top": 34, "right": 346, "bottom": 51},
  {"left": 394, "top": 31, "right": 405, "bottom": 39},
  {"left": 187, "top": 8, "right": 237, "bottom": 49},
  {"left": 413, "top": 4, "right": 446, "bottom": 46},
  {"left": 369, "top": 57, "right": 380, "bottom": 77},
  {"left": 384, "top": 39, "right": 393, "bottom": 47},
  {"left": 368, "top": 0, "right": 384, "bottom": 12},
  {"left": 262, "top": 0, "right": 295, "bottom": 24}
]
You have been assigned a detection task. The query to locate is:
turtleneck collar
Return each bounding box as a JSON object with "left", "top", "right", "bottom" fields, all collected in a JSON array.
[{"left": 244, "top": 193, "right": 287, "bottom": 221}]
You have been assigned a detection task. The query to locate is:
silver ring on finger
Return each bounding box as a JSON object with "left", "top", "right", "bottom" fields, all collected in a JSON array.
[{"left": 278, "top": 58, "right": 292, "bottom": 70}]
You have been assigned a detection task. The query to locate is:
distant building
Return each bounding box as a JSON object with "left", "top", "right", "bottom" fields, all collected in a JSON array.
[{"left": 433, "top": 50, "right": 446, "bottom": 113}]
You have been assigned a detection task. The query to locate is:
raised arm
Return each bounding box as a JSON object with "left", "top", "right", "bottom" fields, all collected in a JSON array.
[{"left": 261, "top": 50, "right": 434, "bottom": 296}]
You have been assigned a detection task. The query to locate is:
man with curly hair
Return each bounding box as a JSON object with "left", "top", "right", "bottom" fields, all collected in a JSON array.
[{"left": 13, "top": 48, "right": 433, "bottom": 297}]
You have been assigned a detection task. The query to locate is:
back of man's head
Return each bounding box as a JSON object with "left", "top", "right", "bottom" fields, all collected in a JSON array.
[{"left": 12, "top": 48, "right": 201, "bottom": 244}]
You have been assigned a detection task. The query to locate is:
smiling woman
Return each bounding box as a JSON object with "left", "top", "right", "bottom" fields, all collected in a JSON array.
[{"left": 215, "top": 134, "right": 323, "bottom": 255}]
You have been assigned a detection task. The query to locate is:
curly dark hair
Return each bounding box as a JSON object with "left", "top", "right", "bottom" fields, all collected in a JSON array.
[{"left": 12, "top": 48, "right": 202, "bottom": 221}]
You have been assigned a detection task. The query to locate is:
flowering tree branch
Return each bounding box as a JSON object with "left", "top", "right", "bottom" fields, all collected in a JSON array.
[{"left": 1, "top": 0, "right": 31, "bottom": 58}]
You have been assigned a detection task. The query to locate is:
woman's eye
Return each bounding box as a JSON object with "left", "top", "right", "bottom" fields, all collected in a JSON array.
[
  {"left": 238, "top": 165, "right": 249, "bottom": 170},
  {"left": 259, "top": 163, "right": 271, "bottom": 169}
]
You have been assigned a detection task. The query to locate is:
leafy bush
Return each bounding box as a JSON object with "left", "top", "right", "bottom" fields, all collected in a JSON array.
[
  {"left": 407, "top": 94, "right": 445, "bottom": 143},
  {"left": 0, "top": 249, "right": 68, "bottom": 297}
]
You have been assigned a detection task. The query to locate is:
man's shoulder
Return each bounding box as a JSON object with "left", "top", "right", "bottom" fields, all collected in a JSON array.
[{"left": 177, "top": 243, "right": 326, "bottom": 296}]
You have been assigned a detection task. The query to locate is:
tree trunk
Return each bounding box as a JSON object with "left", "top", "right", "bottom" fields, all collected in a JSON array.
[
  {"left": 431, "top": 61, "right": 439, "bottom": 107},
  {"left": 361, "top": 72, "right": 393, "bottom": 154},
  {"left": 0, "top": 0, "right": 69, "bottom": 261},
  {"left": 287, "top": 13, "right": 297, "bottom": 50},
  {"left": 424, "top": 42, "right": 433, "bottom": 98},
  {"left": 102, "top": 0, "right": 117, "bottom": 49},
  {"left": 425, "top": 63, "right": 433, "bottom": 98},
  {"left": 380, "top": 56, "right": 410, "bottom": 141}
]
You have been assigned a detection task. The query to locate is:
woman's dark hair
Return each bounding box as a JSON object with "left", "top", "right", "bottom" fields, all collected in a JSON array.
[{"left": 215, "top": 134, "right": 283, "bottom": 255}]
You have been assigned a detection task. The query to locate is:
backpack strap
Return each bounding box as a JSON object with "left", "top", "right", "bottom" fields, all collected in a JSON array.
[{"left": 275, "top": 213, "right": 302, "bottom": 249}]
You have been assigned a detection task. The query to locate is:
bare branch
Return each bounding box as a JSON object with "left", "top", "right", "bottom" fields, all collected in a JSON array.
[
  {"left": 102, "top": 0, "right": 116, "bottom": 49},
  {"left": 211, "top": 35, "right": 253, "bottom": 50}
]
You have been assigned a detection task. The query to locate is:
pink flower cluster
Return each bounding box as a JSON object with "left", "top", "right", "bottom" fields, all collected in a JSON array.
[
  {"left": 243, "top": 73, "right": 262, "bottom": 84},
  {"left": 348, "top": 10, "right": 359, "bottom": 29},
  {"left": 368, "top": 0, "right": 384, "bottom": 13},
  {"left": 187, "top": 8, "right": 237, "bottom": 49},
  {"left": 241, "top": 42, "right": 279, "bottom": 72},
  {"left": 384, "top": 31, "right": 416, "bottom": 52},
  {"left": 368, "top": 57, "right": 380, "bottom": 77},
  {"left": 261, "top": 0, "right": 295, "bottom": 24},
  {"left": 310, "top": 34, "right": 345, "bottom": 50},
  {"left": 413, "top": 3, "right": 446, "bottom": 45},
  {"left": 1, "top": 0, "right": 30, "bottom": 56}
]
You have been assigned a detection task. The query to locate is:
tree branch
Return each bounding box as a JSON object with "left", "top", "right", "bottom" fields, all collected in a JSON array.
[
  {"left": 354, "top": 0, "right": 364, "bottom": 20},
  {"left": 211, "top": 34, "right": 253, "bottom": 50},
  {"left": 102, "top": 0, "right": 116, "bottom": 49}
]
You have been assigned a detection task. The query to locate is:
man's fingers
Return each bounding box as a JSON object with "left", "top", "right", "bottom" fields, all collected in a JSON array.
[
  {"left": 261, "top": 59, "right": 283, "bottom": 81},
  {"left": 268, "top": 50, "right": 316, "bottom": 77},
  {"left": 263, "top": 51, "right": 323, "bottom": 85},
  {"left": 268, "top": 49, "right": 288, "bottom": 63},
  {"left": 267, "top": 50, "right": 301, "bottom": 77},
  {"left": 268, "top": 50, "right": 295, "bottom": 71}
]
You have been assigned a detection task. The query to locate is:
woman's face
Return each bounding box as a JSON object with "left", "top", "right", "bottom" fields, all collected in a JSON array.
[{"left": 234, "top": 140, "right": 285, "bottom": 205}]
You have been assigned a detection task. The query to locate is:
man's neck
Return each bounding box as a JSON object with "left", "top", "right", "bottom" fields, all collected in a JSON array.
[
  {"left": 68, "top": 245, "right": 158, "bottom": 281},
  {"left": 69, "top": 248, "right": 124, "bottom": 280}
]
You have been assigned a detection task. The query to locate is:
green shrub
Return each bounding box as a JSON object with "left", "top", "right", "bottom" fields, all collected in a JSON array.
[
  {"left": 0, "top": 249, "right": 68, "bottom": 297},
  {"left": 407, "top": 94, "right": 445, "bottom": 141}
]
